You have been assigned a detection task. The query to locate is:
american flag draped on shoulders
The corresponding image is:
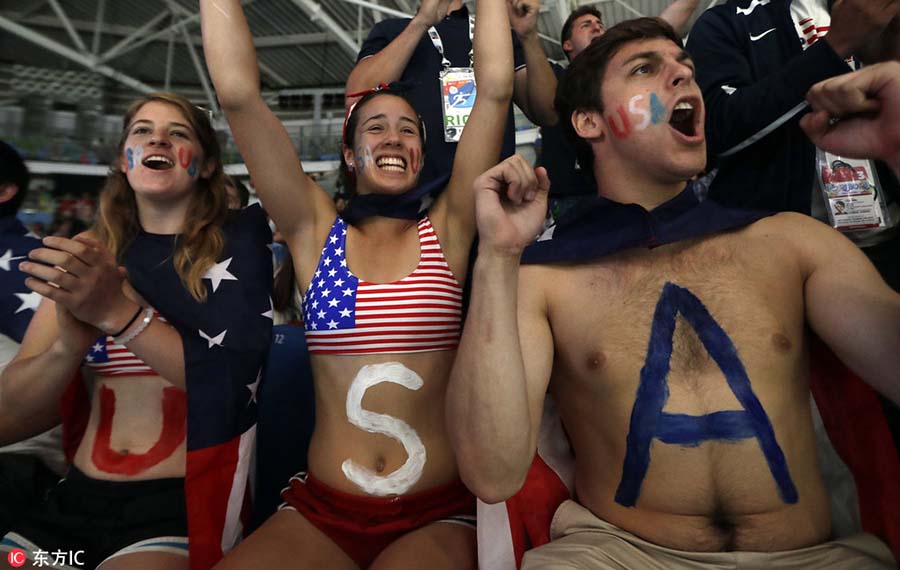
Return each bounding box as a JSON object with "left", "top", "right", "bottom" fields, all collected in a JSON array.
[
  {"left": 0, "top": 216, "right": 42, "bottom": 346},
  {"left": 123, "top": 204, "right": 273, "bottom": 569}
]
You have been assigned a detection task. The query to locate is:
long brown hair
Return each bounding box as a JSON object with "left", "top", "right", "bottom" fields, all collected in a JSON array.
[{"left": 94, "top": 92, "right": 228, "bottom": 302}]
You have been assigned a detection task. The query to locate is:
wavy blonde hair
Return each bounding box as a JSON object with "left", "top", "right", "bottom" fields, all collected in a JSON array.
[{"left": 94, "top": 92, "right": 228, "bottom": 302}]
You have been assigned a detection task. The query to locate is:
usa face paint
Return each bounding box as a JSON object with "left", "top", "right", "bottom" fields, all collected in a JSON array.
[
  {"left": 178, "top": 148, "right": 199, "bottom": 178},
  {"left": 125, "top": 145, "right": 144, "bottom": 171},
  {"left": 409, "top": 147, "right": 422, "bottom": 175},
  {"left": 355, "top": 146, "right": 374, "bottom": 173},
  {"left": 615, "top": 282, "right": 797, "bottom": 507},
  {"left": 607, "top": 107, "right": 633, "bottom": 139},
  {"left": 615, "top": 92, "right": 668, "bottom": 137}
]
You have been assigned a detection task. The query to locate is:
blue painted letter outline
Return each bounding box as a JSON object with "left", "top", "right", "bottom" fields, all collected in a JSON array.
[{"left": 615, "top": 282, "right": 797, "bottom": 507}]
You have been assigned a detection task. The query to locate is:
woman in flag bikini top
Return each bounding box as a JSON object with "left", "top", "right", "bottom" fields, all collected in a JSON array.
[
  {"left": 201, "top": 0, "right": 514, "bottom": 567},
  {"left": 0, "top": 92, "right": 272, "bottom": 569}
]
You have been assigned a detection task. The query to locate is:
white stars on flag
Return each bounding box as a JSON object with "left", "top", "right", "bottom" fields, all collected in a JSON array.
[
  {"left": 14, "top": 291, "right": 40, "bottom": 314},
  {"left": 203, "top": 258, "right": 238, "bottom": 292},
  {"left": 0, "top": 249, "right": 26, "bottom": 271},
  {"left": 200, "top": 329, "right": 227, "bottom": 348},
  {"left": 301, "top": 218, "right": 358, "bottom": 332}
]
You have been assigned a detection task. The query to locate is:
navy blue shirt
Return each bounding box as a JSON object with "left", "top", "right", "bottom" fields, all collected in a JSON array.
[
  {"left": 686, "top": 0, "right": 853, "bottom": 213},
  {"left": 358, "top": 5, "right": 526, "bottom": 191},
  {"left": 538, "top": 62, "right": 595, "bottom": 198}
]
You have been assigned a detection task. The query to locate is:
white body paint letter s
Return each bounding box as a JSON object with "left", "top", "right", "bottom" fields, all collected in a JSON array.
[
  {"left": 629, "top": 94, "right": 652, "bottom": 131},
  {"left": 343, "top": 362, "right": 426, "bottom": 496}
]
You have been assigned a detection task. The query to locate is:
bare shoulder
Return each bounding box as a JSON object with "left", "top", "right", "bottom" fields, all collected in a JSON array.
[
  {"left": 744, "top": 212, "right": 850, "bottom": 253},
  {"left": 744, "top": 211, "right": 828, "bottom": 236}
]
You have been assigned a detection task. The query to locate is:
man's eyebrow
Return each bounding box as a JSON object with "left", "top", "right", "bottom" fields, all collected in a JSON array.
[
  {"left": 676, "top": 50, "right": 695, "bottom": 66},
  {"left": 621, "top": 49, "right": 695, "bottom": 67},
  {"left": 621, "top": 51, "right": 661, "bottom": 66}
]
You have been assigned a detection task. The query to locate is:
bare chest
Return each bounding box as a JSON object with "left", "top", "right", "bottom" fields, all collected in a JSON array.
[{"left": 544, "top": 237, "right": 805, "bottom": 400}]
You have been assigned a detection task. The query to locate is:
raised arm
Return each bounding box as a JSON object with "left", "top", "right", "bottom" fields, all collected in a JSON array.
[
  {"left": 658, "top": 0, "right": 701, "bottom": 36},
  {"left": 346, "top": 0, "right": 454, "bottom": 106},
  {"left": 200, "top": 0, "right": 334, "bottom": 246},
  {"left": 509, "top": 0, "right": 559, "bottom": 127},
  {"left": 784, "top": 214, "right": 900, "bottom": 405},
  {"left": 431, "top": 0, "right": 515, "bottom": 258},
  {"left": 447, "top": 157, "right": 552, "bottom": 503}
]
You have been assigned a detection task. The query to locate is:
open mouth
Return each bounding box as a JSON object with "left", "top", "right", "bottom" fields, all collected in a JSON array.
[
  {"left": 669, "top": 100, "right": 698, "bottom": 138},
  {"left": 376, "top": 155, "right": 407, "bottom": 173},
  {"left": 142, "top": 155, "right": 175, "bottom": 171}
]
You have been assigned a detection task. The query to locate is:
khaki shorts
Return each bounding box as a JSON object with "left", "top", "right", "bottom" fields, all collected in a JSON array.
[{"left": 521, "top": 500, "right": 897, "bottom": 569}]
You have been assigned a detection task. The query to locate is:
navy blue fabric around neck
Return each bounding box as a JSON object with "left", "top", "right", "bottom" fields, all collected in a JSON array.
[
  {"left": 340, "top": 173, "right": 451, "bottom": 224},
  {"left": 521, "top": 185, "right": 774, "bottom": 264}
]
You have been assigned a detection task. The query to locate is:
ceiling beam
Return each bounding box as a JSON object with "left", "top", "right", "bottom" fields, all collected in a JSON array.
[
  {"left": 91, "top": 0, "right": 107, "bottom": 55},
  {"left": 10, "top": 14, "right": 336, "bottom": 49},
  {"left": 17, "top": 1, "right": 49, "bottom": 20},
  {"left": 0, "top": 14, "right": 155, "bottom": 94},
  {"left": 340, "top": 0, "right": 410, "bottom": 19},
  {"left": 289, "top": 0, "right": 360, "bottom": 59},
  {"left": 98, "top": 11, "right": 172, "bottom": 64},
  {"left": 46, "top": 0, "right": 89, "bottom": 53}
]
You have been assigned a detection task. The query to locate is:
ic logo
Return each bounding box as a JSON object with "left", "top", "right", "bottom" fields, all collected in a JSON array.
[{"left": 7, "top": 548, "right": 27, "bottom": 567}]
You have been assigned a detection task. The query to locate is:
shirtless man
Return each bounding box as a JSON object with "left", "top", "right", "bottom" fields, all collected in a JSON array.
[{"left": 447, "top": 18, "right": 900, "bottom": 569}]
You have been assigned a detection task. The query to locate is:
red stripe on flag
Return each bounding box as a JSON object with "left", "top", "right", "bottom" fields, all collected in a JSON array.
[
  {"left": 504, "top": 454, "right": 571, "bottom": 568},
  {"left": 185, "top": 437, "right": 242, "bottom": 570}
]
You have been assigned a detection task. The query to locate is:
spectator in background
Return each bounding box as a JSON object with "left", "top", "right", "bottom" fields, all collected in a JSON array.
[
  {"left": 225, "top": 174, "right": 251, "bottom": 209},
  {"left": 74, "top": 191, "right": 96, "bottom": 226},
  {"left": 0, "top": 140, "right": 65, "bottom": 536},
  {"left": 686, "top": 0, "right": 900, "bottom": 290},
  {"left": 522, "top": 2, "right": 701, "bottom": 219},
  {"left": 345, "top": 0, "right": 553, "bottom": 194}
]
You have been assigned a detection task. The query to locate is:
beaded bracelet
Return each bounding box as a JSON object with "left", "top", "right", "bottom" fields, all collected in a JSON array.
[{"left": 113, "top": 308, "right": 155, "bottom": 345}]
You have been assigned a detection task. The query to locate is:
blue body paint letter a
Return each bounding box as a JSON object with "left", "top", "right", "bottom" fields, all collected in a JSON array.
[{"left": 615, "top": 282, "right": 798, "bottom": 507}]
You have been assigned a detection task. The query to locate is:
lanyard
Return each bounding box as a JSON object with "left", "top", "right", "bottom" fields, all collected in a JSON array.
[{"left": 427, "top": 14, "right": 475, "bottom": 70}]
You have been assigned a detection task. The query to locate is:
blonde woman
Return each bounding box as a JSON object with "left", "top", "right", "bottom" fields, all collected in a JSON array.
[{"left": 0, "top": 93, "right": 272, "bottom": 570}]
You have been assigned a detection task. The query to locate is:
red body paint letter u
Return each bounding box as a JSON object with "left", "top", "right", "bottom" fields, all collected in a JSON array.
[{"left": 92, "top": 385, "right": 187, "bottom": 475}]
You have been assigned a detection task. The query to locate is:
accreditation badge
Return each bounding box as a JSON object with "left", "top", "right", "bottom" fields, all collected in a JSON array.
[
  {"left": 440, "top": 67, "right": 477, "bottom": 143},
  {"left": 816, "top": 150, "right": 891, "bottom": 233}
]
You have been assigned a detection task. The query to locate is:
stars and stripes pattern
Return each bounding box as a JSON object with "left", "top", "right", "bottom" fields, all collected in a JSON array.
[
  {"left": 0, "top": 217, "right": 41, "bottom": 345},
  {"left": 82, "top": 313, "right": 164, "bottom": 377},
  {"left": 302, "top": 216, "right": 462, "bottom": 355},
  {"left": 118, "top": 204, "right": 273, "bottom": 569}
]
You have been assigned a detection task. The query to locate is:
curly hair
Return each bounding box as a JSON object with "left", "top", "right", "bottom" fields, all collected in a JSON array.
[{"left": 93, "top": 92, "right": 228, "bottom": 302}]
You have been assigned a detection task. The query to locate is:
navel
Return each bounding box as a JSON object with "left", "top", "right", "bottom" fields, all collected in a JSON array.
[
  {"left": 772, "top": 333, "right": 793, "bottom": 353},
  {"left": 375, "top": 456, "right": 386, "bottom": 474}
]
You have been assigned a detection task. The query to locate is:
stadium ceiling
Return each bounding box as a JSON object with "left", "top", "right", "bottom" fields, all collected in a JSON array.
[{"left": 0, "top": 0, "right": 715, "bottom": 111}]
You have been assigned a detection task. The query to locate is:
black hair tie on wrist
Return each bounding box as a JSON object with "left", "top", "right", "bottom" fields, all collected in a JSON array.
[{"left": 110, "top": 305, "right": 144, "bottom": 338}]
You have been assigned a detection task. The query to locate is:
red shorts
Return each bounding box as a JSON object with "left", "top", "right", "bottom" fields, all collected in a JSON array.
[{"left": 279, "top": 472, "right": 476, "bottom": 567}]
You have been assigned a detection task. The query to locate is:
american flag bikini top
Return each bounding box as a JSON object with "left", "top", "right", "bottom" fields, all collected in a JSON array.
[
  {"left": 302, "top": 216, "right": 463, "bottom": 355},
  {"left": 83, "top": 312, "right": 164, "bottom": 377}
]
